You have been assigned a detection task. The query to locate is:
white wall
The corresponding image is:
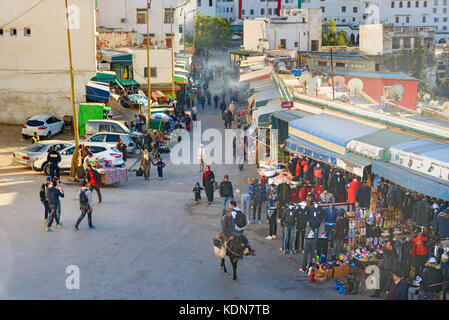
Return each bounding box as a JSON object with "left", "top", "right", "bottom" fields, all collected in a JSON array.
[
  {"left": 115, "top": 48, "right": 173, "bottom": 84},
  {"left": 359, "top": 23, "right": 384, "bottom": 55},
  {"left": 0, "top": 0, "right": 97, "bottom": 124},
  {"left": 97, "top": 0, "right": 184, "bottom": 53}
]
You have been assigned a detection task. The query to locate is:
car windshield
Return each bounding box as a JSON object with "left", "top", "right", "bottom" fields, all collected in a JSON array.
[
  {"left": 24, "top": 143, "right": 46, "bottom": 152},
  {"left": 26, "top": 120, "right": 44, "bottom": 126}
]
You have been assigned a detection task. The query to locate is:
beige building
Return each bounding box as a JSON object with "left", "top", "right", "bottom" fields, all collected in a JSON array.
[
  {"left": 0, "top": 0, "right": 97, "bottom": 124},
  {"left": 243, "top": 9, "right": 322, "bottom": 53},
  {"left": 302, "top": 52, "right": 377, "bottom": 73}
]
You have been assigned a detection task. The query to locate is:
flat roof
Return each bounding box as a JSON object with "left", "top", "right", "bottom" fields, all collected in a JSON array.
[
  {"left": 325, "top": 70, "right": 418, "bottom": 80},
  {"left": 306, "top": 53, "right": 369, "bottom": 61}
]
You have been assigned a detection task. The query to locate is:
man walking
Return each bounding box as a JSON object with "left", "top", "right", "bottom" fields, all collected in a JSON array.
[
  {"left": 46, "top": 145, "right": 61, "bottom": 180},
  {"left": 224, "top": 109, "right": 233, "bottom": 129},
  {"left": 206, "top": 90, "right": 211, "bottom": 106},
  {"left": 220, "top": 99, "right": 227, "bottom": 118},
  {"left": 213, "top": 94, "right": 219, "bottom": 109},
  {"left": 45, "top": 180, "right": 64, "bottom": 232},
  {"left": 251, "top": 181, "right": 266, "bottom": 224},
  {"left": 39, "top": 176, "right": 51, "bottom": 224},
  {"left": 86, "top": 165, "right": 102, "bottom": 203},
  {"left": 219, "top": 175, "right": 234, "bottom": 215},
  {"left": 75, "top": 180, "right": 94, "bottom": 230}
]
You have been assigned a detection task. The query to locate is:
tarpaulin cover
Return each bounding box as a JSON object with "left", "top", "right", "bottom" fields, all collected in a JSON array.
[
  {"left": 390, "top": 138, "right": 449, "bottom": 164},
  {"left": 86, "top": 81, "right": 110, "bottom": 102},
  {"left": 372, "top": 161, "right": 449, "bottom": 201},
  {"left": 289, "top": 113, "right": 379, "bottom": 155},
  {"left": 286, "top": 137, "right": 341, "bottom": 165}
]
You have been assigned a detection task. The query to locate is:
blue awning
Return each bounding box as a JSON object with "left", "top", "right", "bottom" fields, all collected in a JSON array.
[
  {"left": 372, "top": 161, "right": 449, "bottom": 201},
  {"left": 289, "top": 113, "right": 380, "bottom": 155},
  {"left": 286, "top": 137, "right": 340, "bottom": 165},
  {"left": 86, "top": 81, "right": 110, "bottom": 102},
  {"left": 390, "top": 138, "right": 449, "bottom": 164}
]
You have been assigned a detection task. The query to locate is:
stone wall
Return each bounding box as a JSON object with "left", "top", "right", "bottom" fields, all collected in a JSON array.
[{"left": 97, "top": 32, "right": 136, "bottom": 49}]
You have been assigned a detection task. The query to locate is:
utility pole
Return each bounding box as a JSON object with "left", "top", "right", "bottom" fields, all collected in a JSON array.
[
  {"left": 146, "top": 0, "right": 152, "bottom": 131},
  {"left": 65, "top": 0, "right": 79, "bottom": 174},
  {"left": 194, "top": 0, "right": 198, "bottom": 53},
  {"left": 330, "top": 48, "right": 335, "bottom": 100},
  {"left": 171, "top": 7, "right": 176, "bottom": 99}
]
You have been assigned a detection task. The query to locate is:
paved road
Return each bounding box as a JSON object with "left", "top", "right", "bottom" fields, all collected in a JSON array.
[{"left": 0, "top": 52, "right": 372, "bottom": 300}]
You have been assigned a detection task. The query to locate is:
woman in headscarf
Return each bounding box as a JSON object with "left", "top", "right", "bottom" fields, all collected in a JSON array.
[
  {"left": 202, "top": 165, "right": 215, "bottom": 204},
  {"left": 140, "top": 149, "right": 155, "bottom": 180}
]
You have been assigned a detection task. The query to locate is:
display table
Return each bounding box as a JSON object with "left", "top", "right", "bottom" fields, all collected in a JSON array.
[{"left": 98, "top": 168, "right": 128, "bottom": 185}]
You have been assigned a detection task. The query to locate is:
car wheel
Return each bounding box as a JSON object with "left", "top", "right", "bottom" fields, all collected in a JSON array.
[
  {"left": 46, "top": 131, "right": 52, "bottom": 140},
  {"left": 43, "top": 163, "right": 51, "bottom": 176}
]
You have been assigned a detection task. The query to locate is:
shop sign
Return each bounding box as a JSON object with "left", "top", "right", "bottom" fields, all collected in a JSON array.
[
  {"left": 282, "top": 101, "right": 293, "bottom": 109},
  {"left": 390, "top": 148, "right": 449, "bottom": 182},
  {"left": 98, "top": 63, "right": 110, "bottom": 71},
  {"left": 346, "top": 140, "right": 383, "bottom": 160},
  {"left": 337, "top": 157, "right": 364, "bottom": 177}
]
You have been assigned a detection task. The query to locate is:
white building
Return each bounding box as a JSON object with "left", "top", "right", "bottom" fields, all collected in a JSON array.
[
  {"left": 243, "top": 9, "right": 322, "bottom": 52},
  {"left": 96, "top": 0, "right": 187, "bottom": 53},
  {"left": 114, "top": 47, "right": 174, "bottom": 85},
  {"left": 300, "top": 0, "right": 449, "bottom": 43},
  {"left": 0, "top": 0, "right": 97, "bottom": 125}
]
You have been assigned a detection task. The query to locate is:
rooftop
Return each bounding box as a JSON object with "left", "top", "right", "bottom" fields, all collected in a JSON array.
[{"left": 324, "top": 70, "right": 418, "bottom": 81}]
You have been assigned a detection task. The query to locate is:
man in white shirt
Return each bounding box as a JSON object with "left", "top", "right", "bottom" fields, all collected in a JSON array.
[{"left": 197, "top": 144, "right": 205, "bottom": 172}]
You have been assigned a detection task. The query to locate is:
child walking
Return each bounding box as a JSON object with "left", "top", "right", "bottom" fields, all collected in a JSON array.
[
  {"left": 192, "top": 182, "right": 203, "bottom": 204},
  {"left": 155, "top": 156, "right": 165, "bottom": 179}
]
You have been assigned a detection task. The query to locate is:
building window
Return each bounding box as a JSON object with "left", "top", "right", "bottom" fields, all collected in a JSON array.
[
  {"left": 164, "top": 8, "right": 173, "bottom": 24},
  {"left": 317, "top": 61, "right": 327, "bottom": 66},
  {"left": 363, "top": 14, "right": 367, "bottom": 19},
  {"left": 352, "top": 17, "right": 355, "bottom": 21},
  {"left": 434, "top": 17, "right": 439, "bottom": 22},
  {"left": 444, "top": 17, "right": 448, "bottom": 22},
  {"left": 424, "top": 0, "right": 427, "bottom": 6},
  {"left": 261, "top": 8, "right": 265, "bottom": 15},
  {"left": 407, "top": 1, "right": 411, "bottom": 7},
  {"left": 396, "top": 16, "right": 399, "bottom": 23},
  {"left": 10, "top": 28, "right": 17, "bottom": 36},
  {"left": 250, "top": 9, "right": 254, "bottom": 15},
  {"left": 321, "top": 6, "right": 325, "bottom": 12},
  {"left": 311, "top": 40, "right": 319, "bottom": 51},
  {"left": 24, "top": 27, "right": 31, "bottom": 36},
  {"left": 179, "top": 24, "right": 183, "bottom": 33},
  {"left": 136, "top": 9, "right": 147, "bottom": 24},
  {"left": 144, "top": 67, "right": 157, "bottom": 78},
  {"left": 443, "top": 26, "right": 448, "bottom": 30},
  {"left": 422, "top": 15, "right": 427, "bottom": 22},
  {"left": 399, "top": 1, "right": 403, "bottom": 7},
  {"left": 242, "top": 9, "right": 245, "bottom": 15},
  {"left": 416, "top": 1, "right": 419, "bottom": 7},
  {"left": 433, "top": 7, "right": 437, "bottom": 12},
  {"left": 335, "top": 62, "right": 346, "bottom": 68},
  {"left": 444, "top": 7, "right": 447, "bottom": 13},
  {"left": 353, "top": 6, "right": 357, "bottom": 12},
  {"left": 198, "top": 0, "right": 202, "bottom": 6},
  {"left": 342, "top": 19, "right": 346, "bottom": 22},
  {"left": 406, "top": 16, "right": 410, "bottom": 23},
  {"left": 209, "top": 0, "right": 213, "bottom": 6},
  {"left": 434, "top": 0, "right": 438, "bottom": 4},
  {"left": 268, "top": 8, "right": 272, "bottom": 15},
  {"left": 294, "top": 41, "right": 298, "bottom": 47},
  {"left": 444, "top": 0, "right": 447, "bottom": 5},
  {"left": 302, "top": 17, "right": 305, "bottom": 23},
  {"left": 342, "top": 6, "right": 346, "bottom": 12},
  {"left": 274, "top": 8, "right": 278, "bottom": 15},
  {"left": 391, "top": 1, "right": 395, "bottom": 8}
]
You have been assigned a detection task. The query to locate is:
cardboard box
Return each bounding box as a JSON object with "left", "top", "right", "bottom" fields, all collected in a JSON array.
[
  {"left": 349, "top": 267, "right": 363, "bottom": 274},
  {"left": 326, "top": 268, "right": 334, "bottom": 279},
  {"left": 332, "top": 264, "right": 350, "bottom": 278}
]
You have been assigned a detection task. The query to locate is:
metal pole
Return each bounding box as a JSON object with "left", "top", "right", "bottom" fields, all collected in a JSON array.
[
  {"left": 330, "top": 48, "right": 335, "bottom": 100},
  {"left": 171, "top": 7, "right": 176, "bottom": 99},
  {"left": 147, "top": 0, "right": 151, "bottom": 130},
  {"left": 65, "top": 0, "right": 79, "bottom": 168},
  {"left": 184, "top": 12, "right": 186, "bottom": 57},
  {"left": 194, "top": 0, "right": 198, "bottom": 53}
]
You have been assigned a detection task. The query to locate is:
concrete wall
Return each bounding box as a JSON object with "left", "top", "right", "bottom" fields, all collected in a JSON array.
[
  {"left": 359, "top": 24, "right": 384, "bottom": 55},
  {"left": 0, "top": 0, "right": 97, "bottom": 124},
  {"left": 115, "top": 48, "right": 173, "bottom": 85},
  {"left": 97, "top": 31, "right": 136, "bottom": 48}
]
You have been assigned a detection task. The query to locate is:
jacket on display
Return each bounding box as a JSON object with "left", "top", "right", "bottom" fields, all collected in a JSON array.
[
  {"left": 308, "top": 207, "right": 324, "bottom": 230},
  {"left": 387, "top": 187, "right": 405, "bottom": 209},
  {"left": 313, "top": 185, "right": 324, "bottom": 203},
  {"left": 402, "top": 193, "right": 416, "bottom": 220},
  {"left": 355, "top": 185, "right": 371, "bottom": 208},
  {"left": 296, "top": 207, "right": 309, "bottom": 229},
  {"left": 411, "top": 234, "right": 429, "bottom": 258},
  {"left": 282, "top": 207, "right": 298, "bottom": 226},
  {"left": 319, "top": 190, "right": 335, "bottom": 204},
  {"left": 413, "top": 199, "right": 432, "bottom": 227},
  {"left": 266, "top": 184, "right": 278, "bottom": 201},
  {"left": 347, "top": 180, "right": 362, "bottom": 203},
  {"left": 333, "top": 214, "right": 348, "bottom": 240},
  {"left": 299, "top": 186, "right": 312, "bottom": 202},
  {"left": 324, "top": 207, "right": 338, "bottom": 224},
  {"left": 251, "top": 183, "right": 266, "bottom": 203},
  {"left": 435, "top": 211, "right": 449, "bottom": 238},
  {"left": 328, "top": 171, "right": 346, "bottom": 199},
  {"left": 277, "top": 183, "right": 291, "bottom": 206}
]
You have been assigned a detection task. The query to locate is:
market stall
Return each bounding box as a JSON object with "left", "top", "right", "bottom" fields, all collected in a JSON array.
[{"left": 90, "top": 158, "right": 128, "bottom": 186}]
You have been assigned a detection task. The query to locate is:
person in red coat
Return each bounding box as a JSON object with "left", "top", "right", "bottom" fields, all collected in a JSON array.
[{"left": 347, "top": 178, "right": 361, "bottom": 203}]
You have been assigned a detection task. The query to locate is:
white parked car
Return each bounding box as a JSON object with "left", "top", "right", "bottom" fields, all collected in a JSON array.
[
  {"left": 84, "top": 119, "right": 143, "bottom": 140},
  {"left": 33, "top": 142, "right": 125, "bottom": 176},
  {"left": 12, "top": 140, "right": 74, "bottom": 168},
  {"left": 85, "top": 132, "right": 136, "bottom": 154},
  {"left": 22, "top": 115, "right": 64, "bottom": 139}
]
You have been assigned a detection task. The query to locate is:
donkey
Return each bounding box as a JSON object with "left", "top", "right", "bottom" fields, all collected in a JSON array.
[{"left": 220, "top": 237, "right": 255, "bottom": 282}]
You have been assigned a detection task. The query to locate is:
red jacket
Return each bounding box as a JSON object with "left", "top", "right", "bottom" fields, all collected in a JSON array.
[
  {"left": 299, "top": 186, "right": 312, "bottom": 202},
  {"left": 411, "top": 234, "right": 428, "bottom": 257},
  {"left": 313, "top": 185, "right": 324, "bottom": 202},
  {"left": 295, "top": 161, "right": 300, "bottom": 177},
  {"left": 347, "top": 180, "right": 361, "bottom": 203}
]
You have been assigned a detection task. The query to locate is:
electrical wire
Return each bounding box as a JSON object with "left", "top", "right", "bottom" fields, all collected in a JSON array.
[{"left": 1, "top": 0, "right": 46, "bottom": 28}]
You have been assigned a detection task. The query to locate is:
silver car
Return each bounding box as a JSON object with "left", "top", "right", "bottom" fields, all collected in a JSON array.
[
  {"left": 12, "top": 140, "right": 74, "bottom": 168},
  {"left": 85, "top": 132, "right": 136, "bottom": 154}
]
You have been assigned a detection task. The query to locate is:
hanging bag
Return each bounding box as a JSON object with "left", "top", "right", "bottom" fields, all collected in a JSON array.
[{"left": 136, "top": 167, "right": 144, "bottom": 177}]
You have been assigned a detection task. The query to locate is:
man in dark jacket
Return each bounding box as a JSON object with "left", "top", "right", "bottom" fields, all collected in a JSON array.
[
  {"left": 224, "top": 110, "right": 233, "bottom": 129},
  {"left": 47, "top": 145, "right": 61, "bottom": 180},
  {"left": 45, "top": 180, "right": 64, "bottom": 232},
  {"left": 251, "top": 182, "right": 266, "bottom": 224},
  {"left": 281, "top": 206, "right": 298, "bottom": 254},
  {"left": 308, "top": 203, "right": 324, "bottom": 251},
  {"left": 371, "top": 240, "right": 398, "bottom": 298},
  {"left": 86, "top": 165, "right": 102, "bottom": 203},
  {"left": 294, "top": 204, "right": 309, "bottom": 252},
  {"left": 421, "top": 256, "right": 442, "bottom": 300},
  {"left": 387, "top": 268, "right": 409, "bottom": 300},
  {"left": 39, "top": 176, "right": 52, "bottom": 223},
  {"left": 220, "top": 100, "right": 227, "bottom": 118},
  {"left": 221, "top": 209, "right": 235, "bottom": 239},
  {"left": 332, "top": 210, "right": 348, "bottom": 257},
  {"left": 213, "top": 94, "right": 219, "bottom": 109},
  {"left": 219, "top": 175, "right": 234, "bottom": 216}
]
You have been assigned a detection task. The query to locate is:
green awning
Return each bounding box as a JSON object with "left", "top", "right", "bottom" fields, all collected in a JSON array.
[
  {"left": 270, "top": 110, "right": 308, "bottom": 123},
  {"left": 116, "top": 79, "right": 139, "bottom": 86},
  {"left": 174, "top": 74, "right": 188, "bottom": 84},
  {"left": 100, "top": 49, "right": 132, "bottom": 64},
  {"left": 337, "top": 152, "right": 372, "bottom": 177},
  {"left": 91, "top": 71, "right": 116, "bottom": 82}
]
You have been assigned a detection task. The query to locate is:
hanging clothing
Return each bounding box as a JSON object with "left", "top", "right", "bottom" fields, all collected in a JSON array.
[
  {"left": 277, "top": 183, "right": 291, "bottom": 207},
  {"left": 347, "top": 179, "right": 362, "bottom": 203},
  {"left": 355, "top": 185, "right": 371, "bottom": 208},
  {"left": 402, "top": 193, "right": 416, "bottom": 220},
  {"left": 412, "top": 199, "right": 432, "bottom": 228}
]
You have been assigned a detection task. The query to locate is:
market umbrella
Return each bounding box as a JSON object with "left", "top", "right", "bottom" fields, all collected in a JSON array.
[{"left": 151, "top": 113, "right": 173, "bottom": 123}]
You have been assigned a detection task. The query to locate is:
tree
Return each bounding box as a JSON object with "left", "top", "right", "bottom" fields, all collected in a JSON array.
[
  {"left": 410, "top": 42, "right": 431, "bottom": 95},
  {"left": 322, "top": 19, "right": 337, "bottom": 46},
  {"left": 336, "top": 30, "right": 350, "bottom": 46},
  {"left": 195, "top": 15, "right": 232, "bottom": 49}
]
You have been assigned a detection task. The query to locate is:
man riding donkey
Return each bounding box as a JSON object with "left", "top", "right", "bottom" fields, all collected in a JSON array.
[{"left": 214, "top": 208, "right": 256, "bottom": 281}]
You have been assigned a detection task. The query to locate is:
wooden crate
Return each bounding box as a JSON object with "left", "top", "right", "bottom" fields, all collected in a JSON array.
[{"left": 332, "top": 264, "right": 350, "bottom": 278}]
